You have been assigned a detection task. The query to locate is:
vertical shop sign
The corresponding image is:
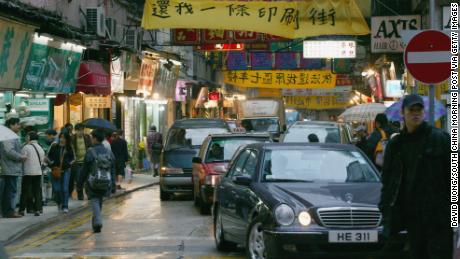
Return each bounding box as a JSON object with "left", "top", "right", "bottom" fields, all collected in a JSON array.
[
  {"left": 0, "top": 19, "right": 34, "bottom": 90},
  {"left": 138, "top": 59, "right": 157, "bottom": 96},
  {"left": 111, "top": 57, "right": 124, "bottom": 93}
]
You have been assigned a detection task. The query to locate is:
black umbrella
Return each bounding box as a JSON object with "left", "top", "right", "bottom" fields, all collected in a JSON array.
[{"left": 82, "top": 118, "right": 117, "bottom": 132}]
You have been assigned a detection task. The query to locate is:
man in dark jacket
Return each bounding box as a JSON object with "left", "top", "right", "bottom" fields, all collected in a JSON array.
[
  {"left": 111, "top": 130, "right": 130, "bottom": 189},
  {"left": 78, "top": 128, "right": 115, "bottom": 233},
  {"left": 379, "top": 94, "right": 452, "bottom": 259},
  {"left": 70, "top": 123, "right": 91, "bottom": 200},
  {"left": 364, "top": 113, "right": 393, "bottom": 169},
  {"left": 146, "top": 125, "right": 163, "bottom": 176}
]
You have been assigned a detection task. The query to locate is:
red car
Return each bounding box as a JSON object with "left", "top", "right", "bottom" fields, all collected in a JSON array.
[{"left": 192, "top": 133, "right": 271, "bottom": 214}]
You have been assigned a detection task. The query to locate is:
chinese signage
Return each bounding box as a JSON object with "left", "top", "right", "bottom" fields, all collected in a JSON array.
[
  {"left": 226, "top": 52, "right": 247, "bottom": 70},
  {"left": 138, "top": 59, "right": 158, "bottom": 96},
  {"left": 284, "top": 96, "right": 349, "bottom": 110},
  {"left": 111, "top": 57, "right": 124, "bottom": 93},
  {"left": 224, "top": 70, "right": 336, "bottom": 89},
  {"left": 0, "top": 18, "right": 34, "bottom": 90},
  {"left": 28, "top": 98, "right": 50, "bottom": 111},
  {"left": 195, "top": 43, "right": 244, "bottom": 51},
  {"left": 172, "top": 29, "right": 281, "bottom": 45},
  {"left": 303, "top": 41, "right": 356, "bottom": 58},
  {"left": 282, "top": 86, "right": 352, "bottom": 96},
  {"left": 85, "top": 96, "right": 111, "bottom": 109},
  {"left": 371, "top": 15, "right": 421, "bottom": 53},
  {"left": 22, "top": 43, "right": 82, "bottom": 93},
  {"left": 142, "top": 0, "right": 370, "bottom": 39}
]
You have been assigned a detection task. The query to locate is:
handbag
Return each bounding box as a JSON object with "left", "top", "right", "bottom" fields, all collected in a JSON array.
[{"left": 51, "top": 147, "right": 65, "bottom": 179}]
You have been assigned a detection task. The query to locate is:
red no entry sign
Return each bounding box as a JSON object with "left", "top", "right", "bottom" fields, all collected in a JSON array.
[{"left": 404, "top": 30, "right": 451, "bottom": 84}]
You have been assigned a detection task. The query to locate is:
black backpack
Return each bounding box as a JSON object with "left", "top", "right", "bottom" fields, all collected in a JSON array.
[{"left": 88, "top": 148, "right": 112, "bottom": 191}]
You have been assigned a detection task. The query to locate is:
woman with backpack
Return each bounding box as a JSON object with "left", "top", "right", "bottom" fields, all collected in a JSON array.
[
  {"left": 19, "top": 132, "right": 45, "bottom": 216},
  {"left": 47, "top": 132, "right": 74, "bottom": 213}
]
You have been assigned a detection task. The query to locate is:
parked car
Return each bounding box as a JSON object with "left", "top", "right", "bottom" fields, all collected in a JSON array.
[
  {"left": 192, "top": 133, "right": 271, "bottom": 214},
  {"left": 160, "top": 119, "right": 230, "bottom": 200},
  {"left": 281, "top": 121, "right": 352, "bottom": 144},
  {"left": 213, "top": 143, "right": 407, "bottom": 258}
]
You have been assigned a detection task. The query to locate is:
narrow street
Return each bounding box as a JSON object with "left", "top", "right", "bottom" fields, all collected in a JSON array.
[{"left": 6, "top": 186, "right": 244, "bottom": 259}]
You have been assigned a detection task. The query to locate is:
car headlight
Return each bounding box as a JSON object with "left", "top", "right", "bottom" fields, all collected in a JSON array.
[
  {"left": 274, "top": 204, "right": 295, "bottom": 226},
  {"left": 298, "top": 211, "right": 312, "bottom": 226}
]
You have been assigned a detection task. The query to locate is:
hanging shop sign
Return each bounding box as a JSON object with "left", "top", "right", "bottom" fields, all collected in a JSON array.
[
  {"left": 142, "top": 0, "right": 370, "bottom": 39},
  {"left": 384, "top": 80, "right": 404, "bottom": 98},
  {"left": 0, "top": 18, "right": 35, "bottom": 90},
  {"left": 138, "top": 59, "right": 158, "bottom": 96},
  {"left": 85, "top": 96, "right": 111, "bottom": 109},
  {"left": 203, "top": 29, "right": 231, "bottom": 43},
  {"left": 195, "top": 44, "right": 244, "bottom": 51},
  {"left": 22, "top": 38, "right": 83, "bottom": 93},
  {"left": 371, "top": 15, "right": 421, "bottom": 53},
  {"left": 13, "top": 97, "right": 51, "bottom": 129},
  {"left": 303, "top": 41, "right": 356, "bottom": 58},
  {"left": 285, "top": 96, "right": 349, "bottom": 110},
  {"left": 282, "top": 86, "right": 352, "bottom": 96},
  {"left": 250, "top": 53, "right": 273, "bottom": 70},
  {"left": 224, "top": 70, "right": 336, "bottom": 89},
  {"left": 226, "top": 52, "right": 247, "bottom": 70},
  {"left": 111, "top": 57, "right": 124, "bottom": 93}
]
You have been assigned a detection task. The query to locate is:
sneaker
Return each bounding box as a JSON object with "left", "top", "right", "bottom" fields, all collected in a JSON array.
[
  {"left": 5, "top": 213, "right": 23, "bottom": 218},
  {"left": 63, "top": 208, "right": 69, "bottom": 214}
]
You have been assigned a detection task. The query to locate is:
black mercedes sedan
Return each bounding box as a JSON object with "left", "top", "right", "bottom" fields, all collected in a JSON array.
[{"left": 213, "top": 143, "right": 407, "bottom": 259}]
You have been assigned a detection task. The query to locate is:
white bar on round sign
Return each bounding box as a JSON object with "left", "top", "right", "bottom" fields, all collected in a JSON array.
[{"left": 407, "top": 51, "right": 452, "bottom": 63}]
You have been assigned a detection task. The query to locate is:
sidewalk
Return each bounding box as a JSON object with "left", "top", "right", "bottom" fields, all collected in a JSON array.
[{"left": 0, "top": 173, "right": 158, "bottom": 244}]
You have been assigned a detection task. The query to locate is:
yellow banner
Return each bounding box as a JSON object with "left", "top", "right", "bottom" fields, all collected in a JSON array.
[
  {"left": 225, "top": 70, "right": 336, "bottom": 89},
  {"left": 285, "top": 96, "right": 349, "bottom": 110},
  {"left": 142, "top": 0, "right": 370, "bottom": 39}
]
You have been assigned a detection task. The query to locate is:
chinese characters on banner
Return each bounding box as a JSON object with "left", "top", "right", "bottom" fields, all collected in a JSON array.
[
  {"left": 143, "top": 0, "right": 369, "bottom": 39},
  {"left": 172, "top": 29, "right": 286, "bottom": 45},
  {"left": 0, "top": 18, "right": 34, "bottom": 90},
  {"left": 285, "top": 96, "right": 350, "bottom": 110},
  {"left": 138, "top": 59, "right": 158, "bottom": 96},
  {"left": 224, "top": 70, "right": 336, "bottom": 89},
  {"left": 85, "top": 96, "right": 111, "bottom": 109}
]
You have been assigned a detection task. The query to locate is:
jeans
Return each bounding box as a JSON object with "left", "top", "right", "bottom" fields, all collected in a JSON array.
[
  {"left": 51, "top": 170, "right": 70, "bottom": 209},
  {"left": 70, "top": 163, "right": 84, "bottom": 199},
  {"left": 1, "top": 176, "right": 18, "bottom": 216},
  {"left": 91, "top": 196, "right": 104, "bottom": 229}
]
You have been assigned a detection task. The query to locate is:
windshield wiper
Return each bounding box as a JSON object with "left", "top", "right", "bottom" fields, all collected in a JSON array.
[{"left": 266, "top": 179, "right": 314, "bottom": 183}]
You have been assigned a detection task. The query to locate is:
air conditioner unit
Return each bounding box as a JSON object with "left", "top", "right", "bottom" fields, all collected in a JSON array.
[
  {"left": 105, "top": 17, "right": 117, "bottom": 41},
  {"left": 125, "top": 28, "right": 138, "bottom": 50},
  {"left": 86, "top": 7, "right": 105, "bottom": 37}
]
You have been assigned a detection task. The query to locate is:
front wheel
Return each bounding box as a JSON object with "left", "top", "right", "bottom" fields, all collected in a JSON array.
[
  {"left": 214, "top": 207, "right": 236, "bottom": 251},
  {"left": 246, "top": 218, "right": 267, "bottom": 259}
]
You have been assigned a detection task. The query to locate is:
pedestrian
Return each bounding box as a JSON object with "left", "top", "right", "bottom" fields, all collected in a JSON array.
[
  {"left": 47, "top": 132, "right": 74, "bottom": 213},
  {"left": 43, "top": 129, "right": 58, "bottom": 152},
  {"left": 354, "top": 125, "right": 368, "bottom": 152},
  {"left": 102, "top": 133, "right": 112, "bottom": 152},
  {"left": 364, "top": 113, "right": 393, "bottom": 170},
  {"left": 19, "top": 131, "right": 45, "bottom": 216},
  {"left": 146, "top": 125, "right": 163, "bottom": 176},
  {"left": 111, "top": 130, "right": 130, "bottom": 190},
  {"left": 307, "top": 133, "right": 319, "bottom": 143},
  {"left": 70, "top": 123, "right": 91, "bottom": 200},
  {"left": 64, "top": 123, "right": 74, "bottom": 137},
  {"left": 78, "top": 128, "right": 116, "bottom": 233},
  {"left": 379, "top": 94, "right": 452, "bottom": 259},
  {"left": 0, "top": 118, "right": 27, "bottom": 218}
]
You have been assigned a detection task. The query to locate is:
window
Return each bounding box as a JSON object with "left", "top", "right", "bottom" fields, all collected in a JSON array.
[
  {"left": 228, "top": 150, "right": 250, "bottom": 177},
  {"left": 205, "top": 137, "right": 268, "bottom": 163},
  {"left": 242, "top": 151, "right": 258, "bottom": 177}
]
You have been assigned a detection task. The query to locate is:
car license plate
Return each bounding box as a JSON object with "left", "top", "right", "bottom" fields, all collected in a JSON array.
[{"left": 328, "top": 230, "right": 378, "bottom": 243}]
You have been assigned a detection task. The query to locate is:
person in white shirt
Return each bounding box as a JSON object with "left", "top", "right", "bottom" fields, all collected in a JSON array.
[{"left": 19, "top": 131, "right": 45, "bottom": 216}]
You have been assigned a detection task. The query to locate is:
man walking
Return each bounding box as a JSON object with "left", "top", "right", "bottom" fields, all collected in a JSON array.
[
  {"left": 364, "top": 113, "right": 393, "bottom": 169},
  {"left": 0, "top": 118, "right": 27, "bottom": 218},
  {"left": 111, "top": 130, "right": 130, "bottom": 190},
  {"left": 379, "top": 94, "right": 452, "bottom": 259},
  {"left": 146, "top": 125, "right": 163, "bottom": 176},
  {"left": 70, "top": 123, "right": 91, "bottom": 200},
  {"left": 78, "top": 128, "right": 115, "bottom": 233}
]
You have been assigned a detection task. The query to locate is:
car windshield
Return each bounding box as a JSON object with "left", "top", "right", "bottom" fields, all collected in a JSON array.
[
  {"left": 241, "top": 118, "right": 279, "bottom": 133},
  {"left": 262, "top": 149, "right": 379, "bottom": 183},
  {"left": 284, "top": 125, "right": 340, "bottom": 143},
  {"left": 166, "top": 128, "right": 229, "bottom": 150},
  {"left": 205, "top": 137, "right": 269, "bottom": 163}
]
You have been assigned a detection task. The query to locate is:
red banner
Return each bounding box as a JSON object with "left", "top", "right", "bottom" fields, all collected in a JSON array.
[
  {"left": 172, "top": 29, "right": 288, "bottom": 45},
  {"left": 203, "top": 29, "right": 231, "bottom": 43},
  {"left": 172, "top": 29, "right": 200, "bottom": 44}
]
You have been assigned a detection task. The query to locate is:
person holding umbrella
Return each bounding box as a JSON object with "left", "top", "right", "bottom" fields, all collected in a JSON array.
[
  {"left": 0, "top": 118, "right": 27, "bottom": 218},
  {"left": 379, "top": 94, "right": 452, "bottom": 259}
]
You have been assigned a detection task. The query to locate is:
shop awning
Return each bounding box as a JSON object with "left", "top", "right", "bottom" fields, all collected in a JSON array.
[{"left": 76, "top": 61, "right": 111, "bottom": 96}]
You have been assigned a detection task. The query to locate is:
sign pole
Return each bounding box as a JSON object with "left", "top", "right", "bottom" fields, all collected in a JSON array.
[{"left": 428, "top": 0, "right": 436, "bottom": 125}]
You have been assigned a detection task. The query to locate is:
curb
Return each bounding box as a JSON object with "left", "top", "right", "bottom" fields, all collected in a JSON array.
[{"left": 4, "top": 180, "right": 159, "bottom": 246}]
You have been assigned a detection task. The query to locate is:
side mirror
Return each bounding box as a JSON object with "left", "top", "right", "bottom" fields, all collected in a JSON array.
[
  {"left": 233, "top": 175, "right": 252, "bottom": 186},
  {"left": 192, "top": 157, "right": 202, "bottom": 164}
]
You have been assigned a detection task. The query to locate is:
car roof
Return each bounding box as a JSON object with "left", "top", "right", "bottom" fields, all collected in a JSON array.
[
  {"left": 243, "top": 142, "right": 358, "bottom": 151},
  {"left": 171, "top": 118, "right": 228, "bottom": 129},
  {"left": 208, "top": 133, "right": 271, "bottom": 138},
  {"left": 291, "top": 121, "right": 341, "bottom": 127}
]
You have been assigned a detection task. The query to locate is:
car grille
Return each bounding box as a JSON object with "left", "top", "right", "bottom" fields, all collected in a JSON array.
[{"left": 317, "top": 207, "right": 381, "bottom": 228}]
